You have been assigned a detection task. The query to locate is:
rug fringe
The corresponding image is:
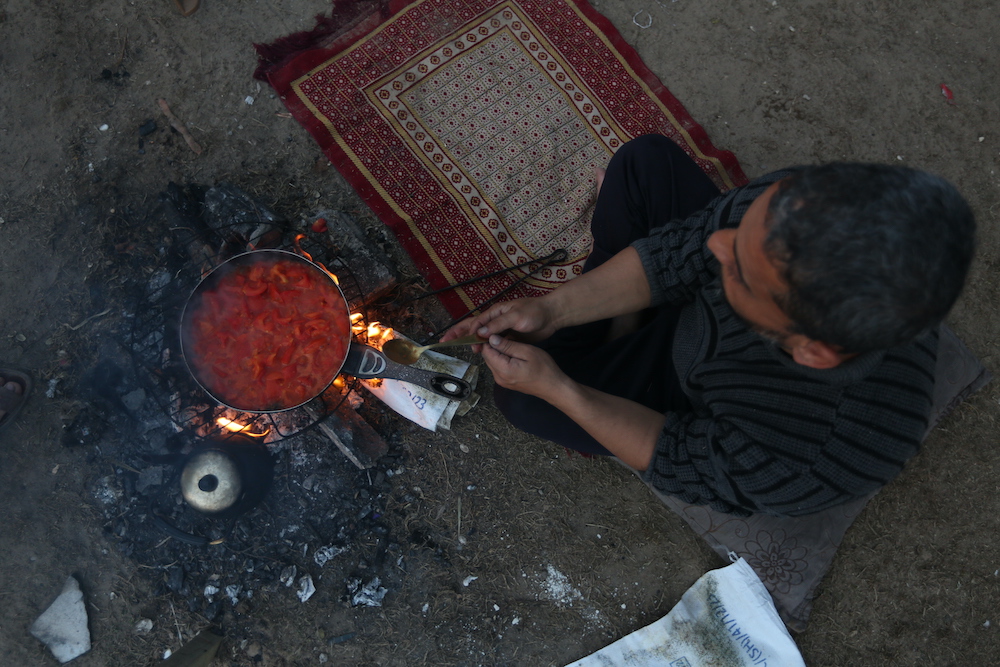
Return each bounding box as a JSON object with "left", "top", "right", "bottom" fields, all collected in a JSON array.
[{"left": 253, "top": 0, "right": 388, "bottom": 82}]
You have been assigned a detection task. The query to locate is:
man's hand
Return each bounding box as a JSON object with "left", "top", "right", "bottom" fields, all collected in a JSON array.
[
  {"left": 480, "top": 334, "right": 663, "bottom": 471},
  {"left": 480, "top": 334, "right": 569, "bottom": 399},
  {"left": 440, "top": 296, "right": 559, "bottom": 351},
  {"left": 441, "top": 245, "right": 652, "bottom": 351}
]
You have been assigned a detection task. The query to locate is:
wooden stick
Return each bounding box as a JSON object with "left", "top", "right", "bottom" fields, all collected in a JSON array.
[{"left": 157, "top": 98, "right": 203, "bottom": 155}]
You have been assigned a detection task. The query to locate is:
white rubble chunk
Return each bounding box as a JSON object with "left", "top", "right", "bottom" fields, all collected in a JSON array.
[
  {"left": 29, "top": 576, "right": 92, "bottom": 663},
  {"left": 297, "top": 575, "right": 316, "bottom": 602}
]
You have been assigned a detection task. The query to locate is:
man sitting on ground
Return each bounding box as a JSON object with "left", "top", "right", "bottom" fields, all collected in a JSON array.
[{"left": 443, "top": 134, "right": 975, "bottom": 516}]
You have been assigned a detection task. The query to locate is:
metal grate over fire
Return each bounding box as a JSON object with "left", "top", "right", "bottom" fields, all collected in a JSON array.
[
  {"left": 82, "top": 183, "right": 416, "bottom": 625},
  {"left": 128, "top": 187, "right": 384, "bottom": 445}
]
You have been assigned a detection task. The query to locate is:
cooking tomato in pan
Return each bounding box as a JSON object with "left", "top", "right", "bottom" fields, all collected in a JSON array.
[{"left": 183, "top": 252, "right": 352, "bottom": 411}]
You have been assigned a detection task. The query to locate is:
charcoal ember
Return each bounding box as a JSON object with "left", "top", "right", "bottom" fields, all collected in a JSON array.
[
  {"left": 202, "top": 183, "right": 283, "bottom": 249},
  {"left": 61, "top": 408, "right": 109, "bottom": 448},
  {"left": 135, "top": 466, "right": 164, "bottom": 493},
  {"left": 121, "top": 388, "right": 147, "bottom": 412},
  {"left": 313, "top": 209, "right": 397, "bottom": 305},
  {"left": 166, "top": 567, "right": 185, "bottom": 594},
  {"left": 159, "top": 182, "right": 215, "bottom": 268}
]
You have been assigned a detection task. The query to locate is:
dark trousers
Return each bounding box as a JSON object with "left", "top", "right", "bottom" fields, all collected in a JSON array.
[{"left": 493, "top": 135, "right": 721, "bottom": 455}]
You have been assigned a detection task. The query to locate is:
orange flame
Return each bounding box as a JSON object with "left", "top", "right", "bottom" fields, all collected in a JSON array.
[
  {"left": 292, "top": 234, "right": 313, "bottom": 262},
  {"left": 216, "top": 417, "right": 270, "bottom": 438},
  {"left": 349, "top": 311, "right": 393, "bottom": 347},
  {"left": 292, "top": 236, "right": 340, "bottom": 284}
]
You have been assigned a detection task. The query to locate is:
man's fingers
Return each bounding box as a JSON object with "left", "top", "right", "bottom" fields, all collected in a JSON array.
[
  {"left": 441, "top": 309, "right": 497, "bottom": 342},
  {"left": 486, "top": 334, "right": 519, "bottom": 357},
  {"left": 475, "top": 310, "right": 523, "bottom": 338},
  {"left": 439, "top": 322, "right": 472, "bottom": 342},
  {"left": 485, "top": 334, "right": 541, "bottom": 364}
]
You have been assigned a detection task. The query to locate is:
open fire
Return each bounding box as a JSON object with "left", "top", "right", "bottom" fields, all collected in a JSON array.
[{"left": 90, "top": 186, "right": 406, "bottom": 628}]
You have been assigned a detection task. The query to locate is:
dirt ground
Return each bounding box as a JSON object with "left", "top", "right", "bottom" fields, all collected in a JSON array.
[{"left": 2, "top": 0, "right": 999, "bottom": 665}]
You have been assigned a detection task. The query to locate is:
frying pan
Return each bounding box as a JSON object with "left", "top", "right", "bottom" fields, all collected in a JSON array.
[{"left": 180, "top": 249, "right": 471, "bottom": 412}]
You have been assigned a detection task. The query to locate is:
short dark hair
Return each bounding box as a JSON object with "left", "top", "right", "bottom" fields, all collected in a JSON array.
[{"left": 764, "top": 163, "right": 976, "bottom": 353}]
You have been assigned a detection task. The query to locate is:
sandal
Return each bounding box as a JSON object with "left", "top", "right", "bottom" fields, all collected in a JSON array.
[
  {"left": 0, "top": 368, "right": 31, "bottom": 433},
  {"left": 174, "top": 0, "right": 200, "bottom": 16}
]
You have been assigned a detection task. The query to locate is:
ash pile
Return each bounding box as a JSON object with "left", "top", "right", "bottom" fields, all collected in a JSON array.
[
  {"left": 62, "top": 182, "right": 421, "bottom": 623},
  {"left": 92, "top": 427, "right": 405, "bottom": 620}
]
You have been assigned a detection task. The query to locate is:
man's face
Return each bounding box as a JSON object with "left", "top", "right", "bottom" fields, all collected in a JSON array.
[{"left": 706, "top": 182, "right": 796, "bottom": 345}]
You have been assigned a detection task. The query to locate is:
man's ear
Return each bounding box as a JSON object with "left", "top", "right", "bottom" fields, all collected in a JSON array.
[{"left": 789, "top": 339, "right": 850, "bottom": 369}]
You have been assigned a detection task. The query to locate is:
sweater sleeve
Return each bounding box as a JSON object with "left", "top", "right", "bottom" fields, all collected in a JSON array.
[{"left": 630, "top": 170, "right": 796, "bottom": 306}]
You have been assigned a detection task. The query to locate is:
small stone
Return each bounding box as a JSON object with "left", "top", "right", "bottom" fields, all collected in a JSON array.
[
  {"left": 459, "top": 443, "right": 470, "bottom": 453},
  {"left": 99, "top": 124, "right": 109, "bottom": 132},
  {"left": 29, "top": 576, "right": 92, "bottom": 663},
  {"left": 244, "top": 95, "right": 255, "bottom": 105},
  {"left": 138, "top": 119, "right": 157, "bottom": 136},
  {"left": 134, "top": 618, "right": 153, "bottom": 634}
]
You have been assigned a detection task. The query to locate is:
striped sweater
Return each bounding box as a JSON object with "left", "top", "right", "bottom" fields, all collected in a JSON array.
[{"left": 631, "top": 170, "right": 936, "bottom": 516}]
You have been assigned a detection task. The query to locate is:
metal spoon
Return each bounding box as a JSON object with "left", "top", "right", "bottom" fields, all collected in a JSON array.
[{"left": 381, "top": 334, "right": 485, "bottom": 366}]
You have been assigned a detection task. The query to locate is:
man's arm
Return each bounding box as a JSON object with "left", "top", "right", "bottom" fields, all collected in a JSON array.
[
  {"left": 481, "top": 334, "right": 662, "bottom": 469},
  {"left": 549, "top": 380, "right": 664, "bottom": 470},
  {"left": 441, "top": 246, "right": 651, "bottom": 344},
  {"left": 534, "top": 246, "right": 652, "bottom": 331}
]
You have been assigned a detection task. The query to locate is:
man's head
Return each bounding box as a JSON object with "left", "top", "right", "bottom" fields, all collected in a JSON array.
[{"left": 707, "top": 164, "right": 975, "bottom": 367}]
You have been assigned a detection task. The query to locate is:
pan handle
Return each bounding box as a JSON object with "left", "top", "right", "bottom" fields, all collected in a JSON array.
[{"left": 341, "top": 344, "right": 472, "bottom": 401}]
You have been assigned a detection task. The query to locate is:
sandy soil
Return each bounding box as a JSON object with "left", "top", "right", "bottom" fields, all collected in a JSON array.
[{"left": 1, "top": 0, "right": 999, "bottom": 665}]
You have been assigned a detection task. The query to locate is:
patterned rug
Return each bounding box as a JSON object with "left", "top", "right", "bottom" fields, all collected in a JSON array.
[{"left": 257, "top": 0, "right": 746, "bottom": 317}]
